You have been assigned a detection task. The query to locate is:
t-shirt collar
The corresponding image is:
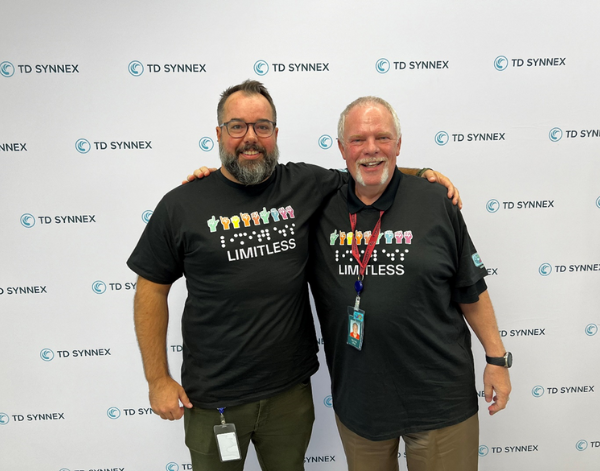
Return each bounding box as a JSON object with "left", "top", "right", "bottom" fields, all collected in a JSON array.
[{"left": 347, "top": 168, "right": 403, "bottom": 213}]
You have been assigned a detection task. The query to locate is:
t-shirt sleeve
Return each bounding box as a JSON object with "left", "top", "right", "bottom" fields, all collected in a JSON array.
[
  {"left": 305, "top": 164, "right": 349, "bottom": 200},
  {"left": 450, "top": 203, "right": 488, "bottom": 303},
  {"left": 127, "top": 197, "right": 184, "bottom": 285}
]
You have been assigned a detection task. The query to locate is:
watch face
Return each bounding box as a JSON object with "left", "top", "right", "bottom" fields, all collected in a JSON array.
[{"left": 506, "top": 352, "right": 513, "bottom": 368}]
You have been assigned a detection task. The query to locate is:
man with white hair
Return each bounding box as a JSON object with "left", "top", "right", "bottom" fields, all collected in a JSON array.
[{"left": 309, "top": 96, "right": 511, "bottom": 471}]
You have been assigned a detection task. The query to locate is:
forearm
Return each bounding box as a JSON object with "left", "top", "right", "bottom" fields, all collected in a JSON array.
[
  {"left": 459, "top": 290, "right": 505, "bottom": 357},
  {"left": 133, "top": 276, "right": 173, "bottom": 384},
  {"left": 398, "top": 167, "right": 420, "bottom": 176}
]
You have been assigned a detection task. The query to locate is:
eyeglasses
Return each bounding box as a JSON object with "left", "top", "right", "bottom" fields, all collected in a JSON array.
[{"left": 220, "top": 119, "right": 276, "bottom": 138}]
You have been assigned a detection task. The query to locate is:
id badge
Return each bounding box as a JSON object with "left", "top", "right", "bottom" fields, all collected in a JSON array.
[
  {"left": 214, "top": 423, "right": 242, "bottom": 462},
  {"left": 347, "top": 306, "right": 365, "bottom": 350}
]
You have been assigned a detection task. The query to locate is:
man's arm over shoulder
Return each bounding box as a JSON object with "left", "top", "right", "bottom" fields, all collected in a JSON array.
[{"left": 134, "top": 276, "right": 192, "bottom": 420}]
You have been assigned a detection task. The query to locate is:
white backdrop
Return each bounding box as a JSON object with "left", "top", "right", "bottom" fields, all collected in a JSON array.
[{"left": 1, "top": 1, "right": 599, "bottom": 470}]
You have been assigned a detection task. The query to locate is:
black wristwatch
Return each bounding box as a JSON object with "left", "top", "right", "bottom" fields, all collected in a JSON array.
[{"left": 485, "top": 352, "right": 512, "bottom": 368}]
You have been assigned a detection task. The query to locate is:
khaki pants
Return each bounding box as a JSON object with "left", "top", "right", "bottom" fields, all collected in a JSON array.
[
  {"left": 336, "top": 413, "right": 479, "bottom": 471},
  {"left": 184, "top": 380, "right": 314, "bottom": 471}
]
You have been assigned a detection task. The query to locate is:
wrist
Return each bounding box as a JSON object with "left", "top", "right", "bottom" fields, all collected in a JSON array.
[{"left": 416, "top": 167, "right": 432, "bottom": 178}]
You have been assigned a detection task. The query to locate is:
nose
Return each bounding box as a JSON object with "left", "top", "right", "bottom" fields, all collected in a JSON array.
[
  {"left": 243, "top": 124, "right": 259, "bottom": 143},
  {"left": 364, "top": 137, "right": 379, "bottom": 155}
]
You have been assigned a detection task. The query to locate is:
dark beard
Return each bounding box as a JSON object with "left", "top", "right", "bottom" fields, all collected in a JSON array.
[{"left": 219, "top": 142, "right": 279, "bottom": 185}]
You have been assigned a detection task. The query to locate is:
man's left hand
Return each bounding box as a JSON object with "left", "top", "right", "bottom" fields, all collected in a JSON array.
[{"left": 483, "top": 364, "right": 512, "bottom": 415}]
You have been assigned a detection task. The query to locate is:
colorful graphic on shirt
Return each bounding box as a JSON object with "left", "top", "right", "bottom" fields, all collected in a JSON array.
[
  {"left": 208, "top": 205, "right": 297, "bottom": 262},
  {"left": 331, "top": 227, "right": 414, "bottom": 276},
  {"left": 472, "top": 253, "right": 484, "bottom": 268}
]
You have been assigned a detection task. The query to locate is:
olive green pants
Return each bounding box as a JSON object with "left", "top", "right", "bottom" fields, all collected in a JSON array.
[{"left": 184, "top": 380, "right": 315, "bottom": 471}]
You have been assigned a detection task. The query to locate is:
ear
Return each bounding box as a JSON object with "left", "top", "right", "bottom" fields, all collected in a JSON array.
[
  {"left": 395, "top": 137, "right": 402, "bottom": 156},
  {"left": 216, "top": 126, "right": 222, "bottom": 142},
  {"left": 337, "top": 139, "right": 347, "bottom": 161}
]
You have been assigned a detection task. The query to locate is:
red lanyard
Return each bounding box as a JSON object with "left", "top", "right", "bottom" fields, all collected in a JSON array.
[{"left": 349, "top": 210, "right": 384, "bottom": 278}]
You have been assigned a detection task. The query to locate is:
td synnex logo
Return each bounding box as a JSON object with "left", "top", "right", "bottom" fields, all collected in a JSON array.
[
  {"left": 76, "top": 138, "right": 153, "bottom": 152},
  {"left": 486, "top": 199, "right": 555, "bottom": 212},
  {"left": 436, "top": 131, "right": 506, "bottom": 143},
  {"left": 434, "top": 131, "right": 449, "bottom": 146},
  {"left": 378, "top": 58, "right": 449, "bottom": 72},
  {"left": 142, "top": 210, "right": 153, "bottom": 223},
  {"left": 549, "top": 127, "right": 563, "bottom": 142},
  {"left": 107, "top": 407, "right": 121, "bottom": 419},
  {"left": 129, "top": 60, "right": 144, "bottom": 76},
  {"left": 494, "top": 56, "right": 566, "bottom": 70},
  {"left": 254, "top": 60, "right": 330, "bottom": 74},
  {"left": 0, "top": 413, "right": 9, "bottom": 425},
  {"left": 596, "top": 197, "right": 600, "bottom": 209},
  {"left": 1, "top": 62, "right": 80, "bottom": 75},
  {"left": 254, "top": 60, "right": 269, "bottom": 76},
  {"left": 585, "top": 324, "right": 598, "bottom": 336},
  {"left": 166, "top": 463, "right": 192, "bottom": 471},
  {"left": 318, "top": 135, "right": 333, "bottom": 149},
  {"left": 550, "top": 127, "right": 600, "bottom": 141},
  {"left": 1, "top": 61, "right": 15, "bottom": 77},
  {"left": 92, "top": 281, "right": 137, "bottom": 294},
  {"left": 199, "top": 137, "right": 214, "bottom": 152},
  {"left": 532, "top": 385, "right": 544, "bottom": 397},
  {"left": 540, "top": 263, "right": 600, "bottom": 275},
  {"left": 532, "top": 384, "right": 595, "bottom": 396},
  {"left": 130, "top": 61, "right": 207, "bottom": 74},
  {"left": 376, "top": 58, "right": 390, "bottom": 74},
  {"left": 478, "top": 445, "right": 489, "bottom": 457},
  {"left": 40, "top": 348, "right": 55, "bottom": 361},
  {"left": 20, "top": 213, "right": 35, "bottom": 228},
  {"left": 323, "top": 396, "right": 333, "bottom": 408}
]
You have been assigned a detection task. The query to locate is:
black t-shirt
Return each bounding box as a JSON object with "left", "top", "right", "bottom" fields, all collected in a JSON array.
[
  {"left": 128, "top": 163, "right": 345, "bottom": 408},
  {"left": 309, "top": 169, "right": 487, "bottom": 440}
]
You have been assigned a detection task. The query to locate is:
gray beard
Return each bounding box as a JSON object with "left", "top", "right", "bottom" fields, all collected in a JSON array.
[
  {"left": 219, "top": 142, "right": 279, "bottom": 185},
  {"left": 354, "top": 163, "right": 389, "bottom": 187}
]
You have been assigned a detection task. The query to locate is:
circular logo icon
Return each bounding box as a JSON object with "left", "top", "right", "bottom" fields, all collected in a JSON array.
[
  {"left": 199, "top": 137, "right": 214, "bottom": 152},
  {"left": 539, "top": 263, "right": 552, "bottom": 276},
  {"left": 107, "top": 407, "right": 121, "bottom": 419},
  {"left": 0, "top": 61, "right": 15, "bottom": 78},
  {"left": 129, "top": 60, "right": 144, "bottom": 76},
  {"left": 166, "top": 463, "right": 180, "bottom": 471},
  {"left": 596, "top": 196, "right": 600, "bottom": 209},
  {"left": 92, "top": 280, "right": 107, "bottom": 294},
  {"left": 549, "top": 127, "right": 563, "bottom": 142},
  {"left": 486, "top": 199, "right": 500, "bottom": 213},
  {"left": 494, "top": 56, "right": 508, "bottom": 71},
  {"left": 323, "top": 395, "right": 333, "bottom": 408},
  {"left": 375, "top": 58, "right": 390, "bottom": 74},
  {"left": 478, "top": 445, "right": 489, "bottom": 457},
  {"left": 434, "top": 131, "right": 449, "bottom": 146},
  {"left": 142, "top": 210, "right": 153, "bottom": 224},
  {"left": 318, "top": 134, "right": 333, "bottom": 150},
  {"left": 20, "top": 213, "right": 36, "bottom": 228},
  {"left": 60, "top": 469, "right": 71, "bottom": 471},
  {"left": 585, "top": 324, "right": 598, "bottom": 336},
  {"left": 532, "top": 385, "right": 545, "bottom": 397},
  {"left": 254, "top": 60, "right": 269, "bottom": 76},
  {"left": 576, "top": 440, "right": 588, "bottom": 451},
  {"left": 0, "top": 413, "right": 10, "bottom": 425},
  {"left": 75, "top": 138, "right": 91, "bottom": 154},
  {"left": 40, "top": 348, "right": 55, "bottom": 362}
]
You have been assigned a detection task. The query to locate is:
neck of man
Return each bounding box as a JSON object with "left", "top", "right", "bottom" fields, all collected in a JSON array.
[{"left": 354, "top": 181, "right": 391, "bottom": 206}]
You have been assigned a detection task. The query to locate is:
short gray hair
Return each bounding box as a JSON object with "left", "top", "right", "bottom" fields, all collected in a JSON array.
[{"left": 337, "top": 96, "right": 401, "bottom": 145}]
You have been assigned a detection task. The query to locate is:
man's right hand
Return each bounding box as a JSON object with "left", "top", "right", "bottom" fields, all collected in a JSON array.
[
  {"left": 182, "top": 166, "right": 217, "bottom": 185},
  {"left": 148, "top": 376, "right": 193, "bottom": 420}
]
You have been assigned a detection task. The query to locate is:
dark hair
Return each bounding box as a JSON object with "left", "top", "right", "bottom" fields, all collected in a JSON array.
[{"left": 217, "top": 80, "right": 277, "bottom": 124}]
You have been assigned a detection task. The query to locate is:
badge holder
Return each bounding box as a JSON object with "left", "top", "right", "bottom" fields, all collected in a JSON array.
[
  {"left": 214, "top": 408, "right": 241, "bottom": 462},
  {"left": 347, "top": 279, "right": 365, "bottom": 350}
]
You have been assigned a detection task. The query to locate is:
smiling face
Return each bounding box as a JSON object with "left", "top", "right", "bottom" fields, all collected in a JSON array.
[
  {"left": 338, "top": 102, "right": 401, "bottom": 204},
  {"left": 216, "top": 91, "right": 279, "bottom": 185}
]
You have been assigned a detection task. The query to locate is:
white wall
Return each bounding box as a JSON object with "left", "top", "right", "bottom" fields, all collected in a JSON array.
[{"left": 1, "top": 1, "right": 599, "bottom": 470}]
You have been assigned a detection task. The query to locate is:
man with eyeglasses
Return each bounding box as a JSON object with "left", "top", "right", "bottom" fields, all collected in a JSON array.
[{"left": 127, "top": 80, "right": 459, "bottom": 471}]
